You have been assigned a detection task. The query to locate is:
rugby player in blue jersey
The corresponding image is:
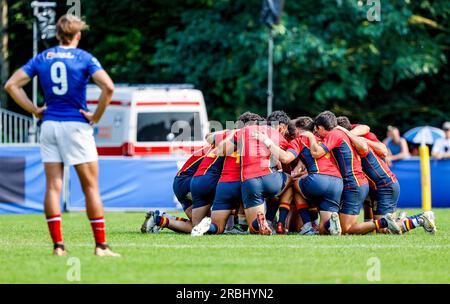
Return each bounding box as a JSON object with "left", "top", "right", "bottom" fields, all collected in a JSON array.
[{"left": 5, "top": 14, "right": 119, "bottom": 256}]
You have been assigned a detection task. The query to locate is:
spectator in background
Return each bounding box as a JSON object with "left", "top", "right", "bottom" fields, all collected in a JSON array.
[
  {"left": 432, "top": 122, "right": 450, "bottom": 160},
  {"left": 383, "top": 126, "right": 410, "bottom": 165}
]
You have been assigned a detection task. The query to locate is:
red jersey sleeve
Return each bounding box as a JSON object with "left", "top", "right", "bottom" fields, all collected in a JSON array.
[
  {"left": 287, "top": 137, "right": 303, "bottom": 157},
  {"left": 321, "top": 130, "right": 343, "bottom": 153}
]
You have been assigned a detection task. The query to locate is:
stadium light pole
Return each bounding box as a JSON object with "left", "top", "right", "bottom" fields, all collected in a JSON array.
[
  {"left": 261, "top": 0, "right": 283, "bottom": 116},
  {"left": 267, "top": 29, "right": 274, "bottom": 116}
]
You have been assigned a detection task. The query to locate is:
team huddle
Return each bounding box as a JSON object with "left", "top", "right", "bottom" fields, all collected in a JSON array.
[{"left": 141, "top": 110, "right": 437, "bottom": 237}]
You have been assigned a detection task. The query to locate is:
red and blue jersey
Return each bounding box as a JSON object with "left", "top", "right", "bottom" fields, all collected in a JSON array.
[
  {"left": 351, "top": 128, "right": 397, "bottom": 189},
  {"left": 320, "top": 129, "right": 368, "bottom": 189},
  {"left": 287, "top": 135, "right": 342, "bottom": 178},
  {"left": 361, "top": 148, "right": 397, "bottom": 189},
  {"left": 21, "top": 46, "right": 103, "bottom": 123},
  {"left": 193, "top": 131, "right": 229, "bottom": 177},
  {"left": 177, "top": 145, "right": 211, "bottom": 177},
  {"left": 234, "top": 125, "right": 289, "bottom": 181}
]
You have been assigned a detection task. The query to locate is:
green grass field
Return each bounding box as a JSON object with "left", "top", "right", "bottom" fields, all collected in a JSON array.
[{"left": 0, "top": 208, "right": 449, "bottom": 284}]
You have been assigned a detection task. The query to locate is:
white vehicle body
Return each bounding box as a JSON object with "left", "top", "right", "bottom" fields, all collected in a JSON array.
[{"left": 86, "top": 84, "right": 209, "bottom": 156}]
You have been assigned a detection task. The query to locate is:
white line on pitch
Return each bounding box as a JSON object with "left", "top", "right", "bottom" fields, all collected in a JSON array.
[{"left": 1, "top": 242, "right": 449, "bottom": 249}]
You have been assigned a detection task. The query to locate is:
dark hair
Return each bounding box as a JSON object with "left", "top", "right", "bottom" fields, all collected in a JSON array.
[
  {"left": 267, "top": 110, "right": 290, "bottom": 127},
  {"left": 286, "top": 122, "right": 297, "bottom": 140},
  {"left": 336, "top": 116, "right": 352, "bottom": 131},
  {"left": 314, "top": 111, "right": 337, "bottom": 131},
  {"left": 237, "top": 112, "right": 265, "bottom": 125},
  {"left": 294, "top": 116, "right": 314, "bottom": 132}
]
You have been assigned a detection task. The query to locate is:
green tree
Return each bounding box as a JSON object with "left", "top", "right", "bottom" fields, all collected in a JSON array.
[{"left": 5, "top": 0, "right": 450, "bottom": 137}]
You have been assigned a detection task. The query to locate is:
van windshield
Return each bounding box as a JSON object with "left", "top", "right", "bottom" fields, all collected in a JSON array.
[{"left": 137, "top": 112, "right": 203, "bottom": 142}]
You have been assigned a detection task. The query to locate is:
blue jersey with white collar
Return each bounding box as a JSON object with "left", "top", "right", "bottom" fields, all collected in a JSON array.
[{"left": 21, "top": 46, "right": 103, "bottom": 123}]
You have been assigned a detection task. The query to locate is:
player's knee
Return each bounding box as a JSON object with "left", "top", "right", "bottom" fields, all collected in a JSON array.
[{"left": 46, "top": 179, "right": 63, "bottom": 193}]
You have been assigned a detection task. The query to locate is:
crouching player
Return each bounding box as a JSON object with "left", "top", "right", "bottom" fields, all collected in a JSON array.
[
  {"left": 253, "top": 118, "right": 343, "bottom": 235},
  {"left": 337, "top": 117, "right": 436, "bottom": 235},
  {"left": 234, "top": 111, "right": 293, "bottom": 235},
  {"left": 191, "top": 113, "right": 264, "bottom": 236},
  {"left": 307, "top": 111, "right": 401, "bottom": 235},
  {"left": 141, "top": 144, "right": 211, "bottom": 234}
]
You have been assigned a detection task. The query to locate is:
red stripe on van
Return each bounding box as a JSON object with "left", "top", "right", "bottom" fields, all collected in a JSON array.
[
  {"left": 136, "top": 101, "right": 201, "bottom": 106},
  {"left": 87, "top": 101, "right": 124, "bottom": 106},
  {"left": 97, "top": 145, "right": 204, "bottom": 156}
]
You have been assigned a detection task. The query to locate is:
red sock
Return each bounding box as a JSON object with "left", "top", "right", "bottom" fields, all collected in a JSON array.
[
  {"left": 46, "top": 214, "right": 63, "bottom": 244},
  {"left": 90, "top": 217, "right": 106, "bottom": 245},
  {"left": 158, "top": 216, "right": 170, "bottom": 228}
]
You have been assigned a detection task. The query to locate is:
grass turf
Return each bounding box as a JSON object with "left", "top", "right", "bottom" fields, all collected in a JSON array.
[{"left": 0, "top": 208, "right": 449, "bottom": 284}]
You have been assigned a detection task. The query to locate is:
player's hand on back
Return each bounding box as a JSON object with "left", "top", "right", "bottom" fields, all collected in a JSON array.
[
  {"left": 300, "top": 130, "right": 314, "bottom": 139},
  {"left": 33, "top": 106, "right": 47, "bottom": 120},
  {"left": 251, "top": 131, "right": 268, "bottom": 142},
  {"left": 80, "top": 109, "right": 96, "bottom": 125}
]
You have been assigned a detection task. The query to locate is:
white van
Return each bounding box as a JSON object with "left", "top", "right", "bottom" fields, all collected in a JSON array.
[{"left": 86, "top": 84, "right": 209, "bottom": 156}]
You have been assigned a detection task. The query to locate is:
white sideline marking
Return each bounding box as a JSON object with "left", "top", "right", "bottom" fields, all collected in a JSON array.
[{"left": 1, "top": 241, "right": 449, "bottom": 250}]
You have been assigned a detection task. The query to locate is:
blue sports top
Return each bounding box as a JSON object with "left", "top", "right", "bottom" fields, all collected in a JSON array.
[
  {"left": 386, "top": 138, "right": 402, "bottom": 156},
  {"left": 22, "top": 46, "right": 103, "bottom": 123}
]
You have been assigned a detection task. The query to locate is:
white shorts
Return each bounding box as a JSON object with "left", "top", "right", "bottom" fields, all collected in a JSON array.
[{"left": 40, "top": 121, "right": 98, "bottom": 166}]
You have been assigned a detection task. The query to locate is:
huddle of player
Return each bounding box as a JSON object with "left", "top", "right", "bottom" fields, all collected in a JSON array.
[{"left": 141, "top": 110, "right": 436, "bottom": 236}]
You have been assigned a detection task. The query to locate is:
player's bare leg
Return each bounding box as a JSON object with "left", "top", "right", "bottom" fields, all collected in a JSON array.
[
  {"left": 142, "top": 207, "right": 194, "bottom": 234},
  {"left": 339, "top": 213, "right": 401, "bottom": 235},
  {"left": 164, "top": 210, "right": 193, "bottom": 233},
  {"left": 245, "top": 205, "right": 272, "bottom": 235},
  {"left": 191, "top": 210, "right": 233, "bottom": 236},
  {"left": 75, "top": 162, "right": 120, "bottom": 257},
  {"left": 191, "top": 205, "right": 211, "bottom": 226},
  {"left": 44, "top": 163, "right": 67, "bottom": 256},
  {"left": 210, "top": 210, "right": 232, "bottom": 234}
]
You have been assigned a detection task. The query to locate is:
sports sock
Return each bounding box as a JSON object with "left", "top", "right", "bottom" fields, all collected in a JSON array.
[
  {"left": 238, "top": 214, "right": 249, "bottom": 231},
  {"left": 324, "top": 220, "right": 330, "bottom": 231},
  {"left": 266, "top": 201, "right": 279, "bottom": 222},
  {"left": 89, "top": 217, "right": 106, "bottom": 245},
  {"left": 155, "top": 215, "right": 170, "bottom": 228},
  {"left": 46, "top": 214, "right": 63, "bottom": 245},
  {"left": 374, "top": 218, "right": 388, "bottom": 230},
  {"left": 278, "top": 202, "right": 290, "bottom": 225},
  {"left": 207, "top": 223, "right": 219, "bottom": 235},
  {"left": 402, "top": 214, "right": 423, "bottom": 232},
  {"left": 298, "top": 208, "right": 311, "bottom": 225},
  {"left": 251, "top": 218, "right": 259, "bottom": 232},
  {"left": 309, "top": 207, "right": 319, "bottom": 225}
]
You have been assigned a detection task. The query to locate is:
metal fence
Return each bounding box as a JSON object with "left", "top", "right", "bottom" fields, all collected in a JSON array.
[{"left": 0, "top": 108, "right": 38, "bottom": 144}]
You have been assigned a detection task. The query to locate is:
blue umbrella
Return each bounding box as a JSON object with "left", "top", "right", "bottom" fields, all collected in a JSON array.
[{"left": 404, "top": 126, "right": 445, "bottom": 145}]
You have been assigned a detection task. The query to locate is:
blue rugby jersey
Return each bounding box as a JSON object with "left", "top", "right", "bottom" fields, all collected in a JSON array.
[{"left": 22, "top": 46, "right": 103, "bottom": 123}]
